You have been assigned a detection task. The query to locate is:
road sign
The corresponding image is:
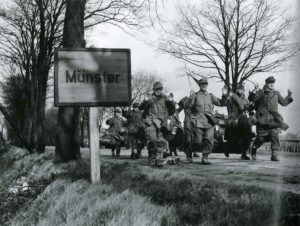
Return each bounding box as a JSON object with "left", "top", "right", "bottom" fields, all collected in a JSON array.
[
  {"left": 54, "top": 48, "right": 131, "bottom": 106},
  {"left": 54, "top": 48, "right": 131, "bottom": 183}
]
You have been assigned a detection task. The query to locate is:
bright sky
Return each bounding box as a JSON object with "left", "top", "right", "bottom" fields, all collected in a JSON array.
[
  {"left": 0, "top": 0, "right": 298, "bottom": 133},
  {"left": 88, "top": 0, "right": 300, "bottom": 134}
]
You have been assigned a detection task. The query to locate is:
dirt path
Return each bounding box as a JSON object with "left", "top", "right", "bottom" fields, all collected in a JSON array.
[{"left": 91, "top": 148, "right": 300, "bottom": 194}]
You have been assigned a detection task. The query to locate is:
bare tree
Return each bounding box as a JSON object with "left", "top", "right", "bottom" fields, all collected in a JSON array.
[
  {"left": 159, "top": 0, "right": 299, "bottom": 90},
  {"left": 0, "top": 0, "right": 164, "bottom": 155},
  {"left": 131, "top": 70, "right": 162, "bottom": 104},
  {"left": 0, "top": 0, "right": 65, "bottom": 152},
  {"left": 55, "top": 0, "right": 85, "bottom": 161}
]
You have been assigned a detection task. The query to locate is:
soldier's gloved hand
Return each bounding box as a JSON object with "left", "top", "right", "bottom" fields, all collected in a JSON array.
[
  {"left": 288, "top": 89, "right": 292, "bottom": 97},
  {"left": 254, "top": 83, "right": 259, "bottom": 92},
  {"left": 190, "top": 90, "right": 195, "bottom": 97}
]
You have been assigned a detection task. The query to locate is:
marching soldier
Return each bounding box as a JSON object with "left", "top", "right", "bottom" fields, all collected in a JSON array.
[
  {"left": 140, "top": 81, "right": 175, "bottom": 167},
  {"left": 123, "top": 103, "right": 146, "bottom": 159},
  {"left": 177, "top": 96, "right": 197, "bottom": 160},
  {"left": 225, "top": 83, "right": 252, "bottom": 160},
  {"left": 106, "top": 107, "right": 127, "bottom": 157},
  {"left": 164, "top": 94, "right": 183, "bottom": 157},
  {"left": 188, "top": 78, "right": 228, "bottom": 164},
  {"left": 249, "top": 76, "right": 293, "bottom": 161}
]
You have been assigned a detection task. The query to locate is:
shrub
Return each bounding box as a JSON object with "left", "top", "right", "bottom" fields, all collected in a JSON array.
[{"left": 0, "top": 75, "right": 30, "bottom": 146}]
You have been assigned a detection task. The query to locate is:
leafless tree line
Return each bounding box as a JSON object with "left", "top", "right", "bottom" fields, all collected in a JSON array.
[
  {"left": 159, "top": 0, "right": 299, "bottom": 90},
  {"left": 0, "top": 0, "right": 164, "bottom": 157}
]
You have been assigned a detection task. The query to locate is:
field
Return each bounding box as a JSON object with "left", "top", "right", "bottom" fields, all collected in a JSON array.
[{"left": 0, "top": 146, "right": 299, "bottom": 226}]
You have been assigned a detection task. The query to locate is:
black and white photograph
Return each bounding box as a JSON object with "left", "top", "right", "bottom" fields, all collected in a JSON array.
[{"left": 0, "top": 0, "right": 299, "bottom": 225}]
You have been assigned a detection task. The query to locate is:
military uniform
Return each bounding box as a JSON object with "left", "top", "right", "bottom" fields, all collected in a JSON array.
[
  {"left": 139, "top": 82, "right": 175, "bottom": 166},
  {"left": 178, "top": 96, "right": 193, "bottom": 155},
  {"left": 123, "top": 104, "right": 145, "bottom": 159},
  {"left": 249, "top": 76, "right": 293, "bottom": 161},
  {"left": 106, "top": 108, "right": 127, "bottom": 157},
  {"left": 164, "top": 104, "right": 183, "bottom": 157},
  {"left": 188, "top": 78, "right": 227, "bottom": 164},
  {"left": 225, "top": 86, "right": 252, "bottom": 159}
]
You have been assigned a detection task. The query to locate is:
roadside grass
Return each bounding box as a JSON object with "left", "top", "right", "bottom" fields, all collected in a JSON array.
[
  {"left": 1, "top": 147, "right": 176, "bottom": 226},
  {"left": 102, "top": 162, "right": 300, "bottom": 226},
  {"left": 1, "top": 147, "right": 300, "bottom": 226},
  {"left": 10, "top": 179, "right": 175, "bottom": 226}
]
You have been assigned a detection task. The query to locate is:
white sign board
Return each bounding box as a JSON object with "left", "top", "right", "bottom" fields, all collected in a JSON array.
[{"left": 54, "top": 48, "right": 131, "bottom": 106}]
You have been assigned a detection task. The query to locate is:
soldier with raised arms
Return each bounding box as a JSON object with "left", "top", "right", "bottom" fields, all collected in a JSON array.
[
  {"left": 249, "top": 76, "right": 293, "bottom": 161},
  {"left": 139, "top": 81, "right": 175, "bottom": 167},
  {"left": 224, "top": 83, "right": 253, "bottom": 160},
  {"left": 187, "top": 78, "right": 228, "bottom": 164}
]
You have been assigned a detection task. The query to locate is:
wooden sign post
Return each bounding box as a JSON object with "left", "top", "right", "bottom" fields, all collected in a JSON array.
[
  {"left": 54, "top": 48, "right": 131, "bottom": 183},
  {"left": 89, "top": 107, "right": 101, "bottom": 182}
]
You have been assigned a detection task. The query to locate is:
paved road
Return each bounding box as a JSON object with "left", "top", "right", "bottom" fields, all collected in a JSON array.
[{"left": 90, "top": 148, "right": 300, "bottom": 194}]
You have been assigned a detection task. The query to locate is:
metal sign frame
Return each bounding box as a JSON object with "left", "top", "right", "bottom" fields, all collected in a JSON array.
[{"left": 54, "top": 48, "right": 131, "bottom": 107}]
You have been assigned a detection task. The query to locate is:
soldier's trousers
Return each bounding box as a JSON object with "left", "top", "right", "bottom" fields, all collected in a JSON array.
[
  {"left": 145, "top": 126, "right": 168, "bottom": 162},
  {"left": 183, "top": 127, "right": 193, "bottom": 156},
  {"left": 252, "top": 127, "right": 280, "bottom": 156},
  {"left": 190, "top": 126, "right": 214, "bottom": 154},
  {"left": 111, "top": 140, "right": 122, "bottom": 156},
  {"left": 129, "top": 134, "right": 144, "bottom": 154},
  {"left": 226, "top": 115, "right": 252, "bottom": 155}
]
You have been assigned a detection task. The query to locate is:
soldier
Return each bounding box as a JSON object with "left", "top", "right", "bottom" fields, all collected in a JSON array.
[
  {"left": 249, "top": 76, "right": 293, "bottom": 161},
  {"left": 139, "top": 81, "right": 175, "bottom": 167},
  {"left": 123, "top": 103, "right": 145, "bottom": 159},
  {"left": 106, "top": 107, "right": 127, "bottom": 157},
  {"left": 163, "top": 94, "right": 183, "bottom": 157},
  {"left": 225, "top": 83, "right": 252, "bottom": 160},
  {"left": 178, "top": 96, "right": 196, "bottom": 159},
  {"left": 188, "top": 78, "right": 228, "bottom": 164}
]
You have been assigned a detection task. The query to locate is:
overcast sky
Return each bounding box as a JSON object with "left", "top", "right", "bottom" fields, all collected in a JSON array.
[
  {"left": 87, "top": 0, "right": 300, "bottom": 134},
  {"left": 0, "top": 0, "right": 298, "bottom": 133}
]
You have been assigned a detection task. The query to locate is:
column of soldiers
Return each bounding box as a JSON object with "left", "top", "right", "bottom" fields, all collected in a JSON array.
[{"left": 105, "top": 75, "right": 293, "bottom": 166}]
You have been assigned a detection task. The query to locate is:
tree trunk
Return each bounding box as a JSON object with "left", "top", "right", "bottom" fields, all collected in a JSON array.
[
  {"left": 35, "top": 94, "right": 46, "bottom": 153},
  {"left": 55, "top": 0, "right": 85, "bottom": 161},
  {"left": 34, "top": 0, "right": 47, "bottom": 153}
]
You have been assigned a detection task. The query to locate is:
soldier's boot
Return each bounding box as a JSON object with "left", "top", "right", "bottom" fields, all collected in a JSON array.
[
  {"left": 271, "top": 155, "right": 280, "bottom": 161},
  {"left": 241, "top": 154, "right": 250, "bottom": 160},
  {"left": 152, "top": 150, "right": 163, "bottom": 167},
  {"left": 224, "top": 145, "right": 230, "bottom": 158},
  {"left": 131, "top": 149, "right": 137, "bottom": 159},
  {"left": 155, "top": 139, "right": 167, "bottom": 167},
  {"left": 241, "top": 147, "right": 250, "bottom": 160},
  {"left": 148, "top": 154, "right": 155, "bottom": 166},
  {"left": 186, "top": 149, "right": 193, "bottom": 163},
  {"left": 130, "top": 151, "right": 135, "bottom": 159},
  {"left": 116, "top": 148, "right": 120, "bottom": 157},
  {"left": 136, "top": 149, "right": 141, "bottom": 159},
  {"left": 250, "top": 146, "right": 257, "bottom": 160},
  {"left": 148, "top": 147, "right": 156, "bottom": 166},
  {"left": 271, "top": 150, "right": 280, "bottom": 162},
  {"left": 201, "top": 154, "right": 211, "bottom": 165}
]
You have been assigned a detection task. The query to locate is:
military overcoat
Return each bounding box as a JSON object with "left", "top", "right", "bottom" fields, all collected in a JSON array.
[{"left": 249, "top": 86, "right": 293, "bottom": 128}]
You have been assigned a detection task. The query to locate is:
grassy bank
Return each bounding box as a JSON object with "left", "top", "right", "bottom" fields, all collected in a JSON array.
[
  {"left": 101, "top": 162, "right": 300, "bottom": 226},
  {"left": 1, "top": 147, "right": 299, "bottom": 226}
]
